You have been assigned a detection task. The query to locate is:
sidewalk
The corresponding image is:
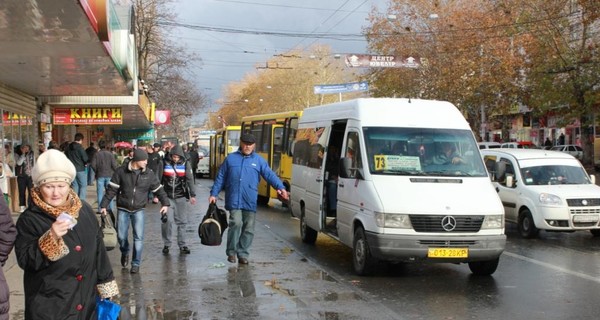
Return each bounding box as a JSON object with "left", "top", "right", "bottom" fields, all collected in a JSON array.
[{"left": 5, "top": 180, "right": 399, "bottom": 319}]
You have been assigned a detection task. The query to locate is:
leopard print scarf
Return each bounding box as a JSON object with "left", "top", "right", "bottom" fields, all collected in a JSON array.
[{"left": 31, "top": 188, "right": 82, "bottom": 219}]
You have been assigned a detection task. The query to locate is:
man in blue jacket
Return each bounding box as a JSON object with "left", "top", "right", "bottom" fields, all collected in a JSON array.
[{"left": 209, "top": 133, "right": 288, "bottom": 265}]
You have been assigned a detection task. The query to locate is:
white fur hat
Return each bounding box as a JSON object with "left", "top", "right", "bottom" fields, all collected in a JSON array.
[{"left": 31, "top": 149, "right": 76, "bottom": 186}]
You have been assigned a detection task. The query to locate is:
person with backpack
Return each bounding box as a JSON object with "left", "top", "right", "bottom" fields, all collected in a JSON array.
[{"left": 158, "top": 145, "right": 196, "bottom": 255}]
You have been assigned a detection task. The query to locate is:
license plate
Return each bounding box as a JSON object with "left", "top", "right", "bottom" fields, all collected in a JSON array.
[
  {"left": 428, "top": 248, "right": 468, "bottom": 258},
  {"left": 573, "top": 215, "right": 599, "bottom": 223}
]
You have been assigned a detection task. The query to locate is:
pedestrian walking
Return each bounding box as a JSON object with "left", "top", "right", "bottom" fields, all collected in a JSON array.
[
  {"left": 15, "top": 143, "right": 34, "bottom": 212},
  {"left": 64, "top": 133, "right": 89, "bottom": 200},
  {"left": 146, "top": 143, "right": 162, "bottom": 203},
  {"left": 188, "top": 145, "right": 200, "bottom": 183},
  {"left": 209, "top": 133, "right": 288, "bottom": 265},
  {"left": 100, "top": 148, "right": 169, "bottom": 274},
  {"left": 90, "top": 140, "right": 118, "bottom": 213},
  {"left": 158, "top": 144, "right": 197, "bottom": 255},
  {"left": 0, "top": 186, "right": 16, "bottom": 320},
  {"left": 0, "top": 161, "right": 13, "bottom": 205},
  {"left": 14, "top": 149, "right": 119, "bottom": 319},
  {"left": 85, "top": 142, "right": 97, "bottom": 186}
]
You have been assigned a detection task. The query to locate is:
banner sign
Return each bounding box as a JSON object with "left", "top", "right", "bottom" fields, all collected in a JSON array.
[
  {"left": 314, "top": 81, "right": 368, "bottom": 94},
  {"left": 344, "top": 54, "right": 422, "bottom": 69},
  {"left": 113, "top": 128, "right": 155, "bottom": 141},
  {"left": 53, "top": 107, "right": 123, "bottom": 125},
  {"left": 2, "top": 112, "right": 33, "bottom": 126},
  {"left": 155, "top": 110, "right": 171, "bottom": 125}
]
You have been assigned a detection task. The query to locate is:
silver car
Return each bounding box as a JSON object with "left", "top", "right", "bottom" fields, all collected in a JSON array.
[{"left": 550, "top": 144, "right": 583, "bottom": 159}]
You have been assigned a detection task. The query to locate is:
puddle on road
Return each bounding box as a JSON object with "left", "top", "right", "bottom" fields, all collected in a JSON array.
[{"left": 307, "top": 270, "right": 337, "bottom": 282}]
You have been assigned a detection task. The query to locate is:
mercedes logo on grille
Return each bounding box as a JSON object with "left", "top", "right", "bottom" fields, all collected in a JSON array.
[
  {"left": 441, "top": 216, "right": 457, "bottom": 232},
  {"left": 582, "top": 199, "right": 588, "bottom": 206}
]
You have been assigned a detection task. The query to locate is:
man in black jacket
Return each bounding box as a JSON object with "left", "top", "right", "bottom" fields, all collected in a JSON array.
[
  {"left": 100, "top": 149, "right": 169, "bottom": 274},
  {"left": 85, "top": 142, "right": 97, "bottom": 186},
  {"left": 64, "top": 133, "right": 89, "bottom": 200},
  {"left": 146, "top": 144, "right": 162, "bottom": 203}
]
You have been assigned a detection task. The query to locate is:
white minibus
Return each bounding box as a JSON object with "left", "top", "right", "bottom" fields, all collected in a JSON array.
[{"left": 290, "top": 98, "right": 506, "bottom": 275}]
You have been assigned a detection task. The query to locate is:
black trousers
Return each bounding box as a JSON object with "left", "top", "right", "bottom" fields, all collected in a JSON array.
[{"left": 17, "top": 175, "right": 32, "bottom": 207}]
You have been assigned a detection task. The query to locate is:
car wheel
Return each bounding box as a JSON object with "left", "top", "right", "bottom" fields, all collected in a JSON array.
[
  {"left": 352, "top": 226, "right": 377, "bottom": 276},
  {"left": 300, "top": 209, "right": 317, "bottom": 244},
  {"left": 590, "top": 229, "right": 600, "bottom": 237},
  {"left": 518, "top": 209, "right": 539, "bottom": 239},
  {"left": 468, "top": 258, "right": 500, "bottom": 276}
]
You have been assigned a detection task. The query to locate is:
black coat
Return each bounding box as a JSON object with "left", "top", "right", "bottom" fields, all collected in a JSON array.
[
  {"left": 101, "top": 162, "right": 169, "bottom": 212},
  {"left": 65, "top": 142, "right": 88, "bottom": 172},
  {"left": 15, "top": 200, "right": 117, "bottom": 319},
  {"left": 0, "top": 189, "right": 16, "bottom": 319}
]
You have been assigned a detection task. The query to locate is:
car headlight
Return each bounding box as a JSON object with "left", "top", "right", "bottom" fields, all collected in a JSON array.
[
  {"left": 481, "top": 215, "right": 504, "bottom": 229},
  {"left": 539, "top": 193, "right": 562, "bottom": 205},
  {"left": 375, "top": 212, "right": 412, "bottom": 228}
]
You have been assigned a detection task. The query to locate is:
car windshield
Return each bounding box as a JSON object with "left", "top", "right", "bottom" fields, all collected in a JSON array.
[
  {"left": 363, "top": 127, "right": 487, "bottom": 177},
  {"left": 520, "top": 165, "right": 591, "bottom": 185}
]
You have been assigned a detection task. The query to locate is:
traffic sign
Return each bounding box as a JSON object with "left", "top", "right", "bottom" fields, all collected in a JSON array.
[{"left": 313, "top": 81, "right": 369, "bottom": 94}]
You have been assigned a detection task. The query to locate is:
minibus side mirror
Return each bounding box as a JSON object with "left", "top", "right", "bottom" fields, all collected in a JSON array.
[
  {"left": 339, "top": 157, "right": 352, "bottom": 178},
  {"left": 339, "top": 157, "right": 363, "bottom": 179}
]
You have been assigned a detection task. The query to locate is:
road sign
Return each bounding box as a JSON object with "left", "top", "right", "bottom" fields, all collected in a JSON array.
[
  {"left": 344, "top": 54, "right": 422, "bottom": 68},
  {"left": 313, "top": 81, "right": 369, "bottom": 94}
]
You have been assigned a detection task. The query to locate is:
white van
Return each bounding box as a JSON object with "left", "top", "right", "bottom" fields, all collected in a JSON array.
[
  {"left": 481, "top": 149, "right": 600, "bottom": 238},
  {"left": 290, "top": 98, "right": 506, "bottom": 275}
]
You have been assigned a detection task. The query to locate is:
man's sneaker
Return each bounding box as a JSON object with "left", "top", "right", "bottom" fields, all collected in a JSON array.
[
  {"left": 162, "top": 246, "right": 169, "bottom": 254},
  {"left": 238, "top": 257, "right": 249, "bottom": 265},
  {"left": 19, "top": 206, "right": 26, "bottom": 213},
  {"left": 121, "top": 254, "right": 129, "bottom": 268},
  {"left": 227, "top": 255, "right": 236, "bottom": 263},
  {"left": 130, "top": 266, "right": 139, "bottom": 274},
  {"left": 180, "top": 246, "right": 191, "bottom": 254}
]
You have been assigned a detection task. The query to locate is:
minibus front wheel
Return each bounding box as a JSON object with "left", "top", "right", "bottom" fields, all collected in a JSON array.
[{"left": 353, "top": 226, "right": 377, "bottom": 276}]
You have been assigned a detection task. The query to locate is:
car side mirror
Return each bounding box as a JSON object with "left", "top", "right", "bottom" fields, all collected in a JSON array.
[
  {"left": 494, "top": 161, "right": 506, "bottom": 182},
  {"left": 506, "top": 175, "right": 514, "bottom": 188}
]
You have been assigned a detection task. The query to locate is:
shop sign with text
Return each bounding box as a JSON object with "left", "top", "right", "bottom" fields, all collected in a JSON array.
[
  {"left": 2, "top": 112, "right": 33, "bottom": 126},
  {"left": 53, "top": 107, "right": 123, "bottom": 125}
]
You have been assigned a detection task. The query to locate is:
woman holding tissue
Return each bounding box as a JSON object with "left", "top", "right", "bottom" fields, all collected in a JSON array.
[{"left": 14, "top": 150, "right": 119, "bottom": 319}]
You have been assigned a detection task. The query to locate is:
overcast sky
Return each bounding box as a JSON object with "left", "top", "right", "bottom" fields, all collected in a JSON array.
[{"left": 168, "top": 0, "right": 389, "bottom": 109}]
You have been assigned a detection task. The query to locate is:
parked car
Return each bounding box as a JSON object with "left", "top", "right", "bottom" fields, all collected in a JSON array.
[
  {"left": 550, "top": 144, "right": 583, "bottom": 159},
  {"left": 478, "top": 142, "right": 501, "bottom": 149},
  {"left": 481, "top": 148, "right": 600, "bottom": 238},
  {"left": 500, "top": 141, "right": 538, "bottom": 149}
]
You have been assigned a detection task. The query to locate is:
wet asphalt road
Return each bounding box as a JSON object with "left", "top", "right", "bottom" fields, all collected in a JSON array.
[
  {"left": 6, "top": 177, "right": 600, "bottom": 319},
  {"left": 258, "top": 198, "right": 600, "bottom": 320}
]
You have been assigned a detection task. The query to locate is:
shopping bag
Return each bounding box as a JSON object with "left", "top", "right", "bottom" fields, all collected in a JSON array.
[
  {"left": 96, "top": 297, "right": 121, "bottom": 320},
  {"left": 100, "top": 214, "right": 117, "bottom": 251},
  {"left": 199, "top": 203, "right": 228, "bottom": 246}
]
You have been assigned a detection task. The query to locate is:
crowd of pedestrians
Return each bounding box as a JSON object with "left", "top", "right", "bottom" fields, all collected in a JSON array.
[{"left": 0, "top": 135, "right": 270, "bottom": 317}]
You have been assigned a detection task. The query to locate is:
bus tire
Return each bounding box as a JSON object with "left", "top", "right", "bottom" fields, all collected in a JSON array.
[
  {"left": 300, "top": 210, "right": 317, "bottom": 244},
  {"left": 353, "top": 226, "right": 376, "bottom": 276}
]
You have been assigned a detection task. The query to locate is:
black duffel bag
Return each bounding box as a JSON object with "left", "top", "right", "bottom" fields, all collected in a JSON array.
[{"left": 199, "top": 203, "right": 228, "bottom": 246}]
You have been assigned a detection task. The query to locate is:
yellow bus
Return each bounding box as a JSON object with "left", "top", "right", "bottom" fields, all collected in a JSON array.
[
  {"left": 241, "top": 111, "right": 302, "bottom": 205},
  {"left": 209, "top": 125, "right": 241, "bottom": 179}
]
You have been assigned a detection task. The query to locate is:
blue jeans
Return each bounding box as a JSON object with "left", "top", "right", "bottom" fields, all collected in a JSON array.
[
  {"left": 71, "top": 170, "right": 87, "bottom": 201},
  {"left": 96, "top": 177, "right": 114, "bottom": 212},
  {"left": 118, "top": 209, "right": 145, "bottom": 267},
  {"left": 226, "top": 209, "right": 255, "bottom": 259},
  {"left": 87, "top": 167, "right": 95, "bottom": 185}
]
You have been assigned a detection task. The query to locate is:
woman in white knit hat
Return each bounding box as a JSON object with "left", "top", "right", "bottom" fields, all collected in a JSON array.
[{"left": 14, "top": 149, "right": 119, "bottom": 319}]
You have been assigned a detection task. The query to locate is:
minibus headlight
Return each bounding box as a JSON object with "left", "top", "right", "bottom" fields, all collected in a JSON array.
[
  {"left": 481, "top": 215, "right": 504, "bottom": 229},
  {"left": 539, "top": 193, "right": 562, "bottom": 205},
  {"left": 375, "top": 213, "right": 411, "bottom": 228}
]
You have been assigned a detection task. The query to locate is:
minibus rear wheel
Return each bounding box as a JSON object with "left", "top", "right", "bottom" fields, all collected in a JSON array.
[{"left": 468, "top": 257, "right": 499, "bottom": 276}]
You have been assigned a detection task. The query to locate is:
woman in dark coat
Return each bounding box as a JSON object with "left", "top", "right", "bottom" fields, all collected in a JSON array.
[
  {"left": 0, "top": 186, "right": 17, "bottom": 320},
  {"left": 15, "top": 150, "right": 119, "bottom": 319}
]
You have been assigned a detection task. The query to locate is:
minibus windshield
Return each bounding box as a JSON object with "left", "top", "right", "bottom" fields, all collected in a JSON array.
[{"left": 363, "top": 127, "right": 487, "bottom": 177}]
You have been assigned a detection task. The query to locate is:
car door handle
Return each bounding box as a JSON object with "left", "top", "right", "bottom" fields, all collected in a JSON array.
[
  {"left": 316, "top": 178, "right": 323, "bottom": 182},
  {"left": 339, "top": 183, "right": 344, "bottom": 188}
]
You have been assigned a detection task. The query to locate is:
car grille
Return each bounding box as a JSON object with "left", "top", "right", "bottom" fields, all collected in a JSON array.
[
  {"left": 410, "top": 215, "right": 484, "bottom": 232},
  {"left": 566, "top": 198, "right": 600, "bottom": 206},
  {"left": 418, "top": 240, "right": 477, "bottom": 247}
]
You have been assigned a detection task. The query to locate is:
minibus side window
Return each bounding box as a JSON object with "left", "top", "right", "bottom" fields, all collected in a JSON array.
[{"left": 345, "top": 132, "right": 363, "bottom": 178}]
